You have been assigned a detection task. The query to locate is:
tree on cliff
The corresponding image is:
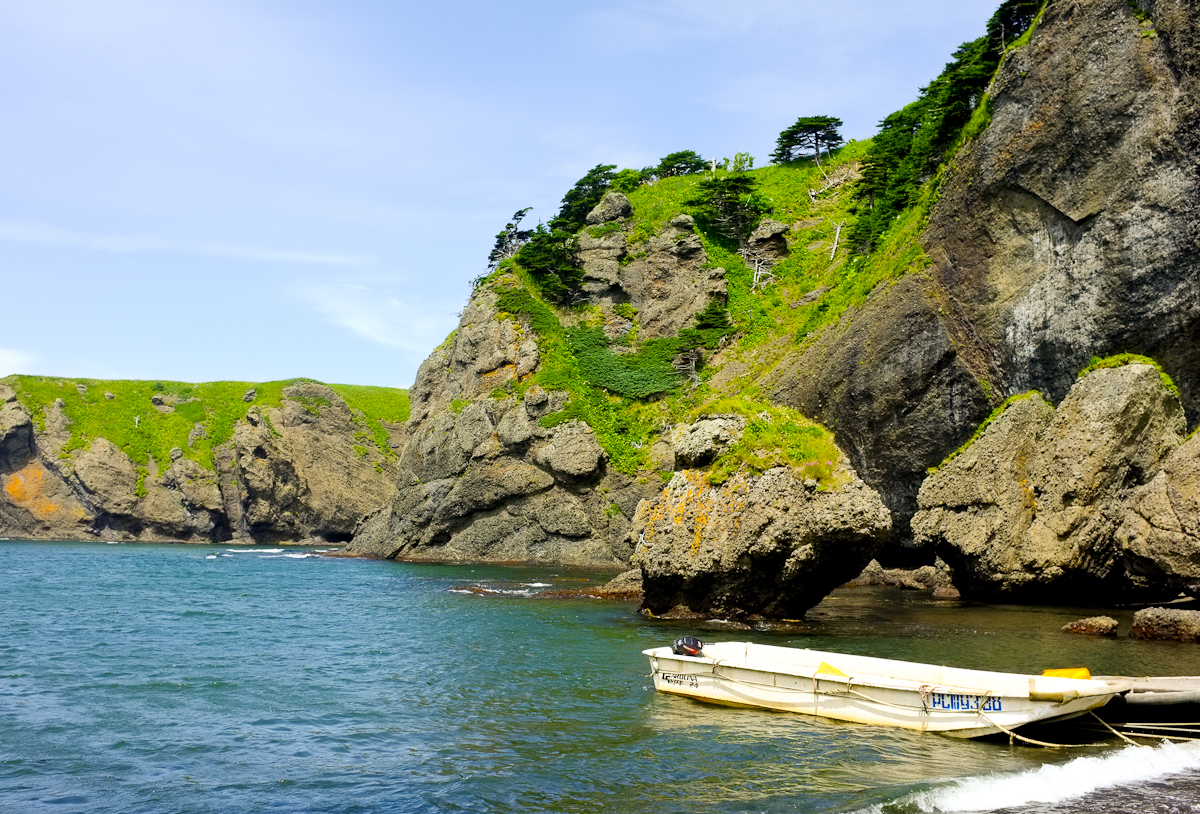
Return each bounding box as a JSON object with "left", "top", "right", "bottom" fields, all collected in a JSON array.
[
  {"left": 770, "top": 116, "right": 844, "bottom": 163},
  {"left": 513, "top": 224, "right": 581, "bottom": 303},
  {"left": 988, "top": 0, "right": 1044, "bottom": 48},
  {"left": 553, "top": 164, "right": 617, "bottom": 232},
  {"left": 849, "top": 0, "right": 1048, "bottom": 252},
  {"left": 484, "top": 207, "right": 534, "bottom": 274},
  {"left": 686, "top": 174, "right": 772, "bottom": 249},
  {"left": 651, "top": 150, "right": 707, "bottom": 178}
]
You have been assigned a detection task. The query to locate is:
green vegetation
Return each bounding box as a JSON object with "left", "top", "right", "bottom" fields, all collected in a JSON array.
[
  {"left": 930, "top": 391, "right": 1047, "bottom": 474},
  {"left": 689, "top": 397, "right": 842, "bottom": 487},
  {"left": 650, "top": 150, "right": 708, "bottom": 179},
  {"left": 512, "top": 226, "right": 581, "bottom": 303},
  {"left": 770, "top": 116, "right": 844, "bottom": 164},
  {"left": 4, "top": 376, "right": 408, "bottom": 471},
  {"left": 483, "top": 207, "right": 533, "bottom": 278},
  {"left": 327, "top": 383, "right": 410, "bottom": 456},
  {"left": 685, "top": 173, "right": 772, "bottom": 248},
  {"left": 851, "top": 0, "right": 1048, "bottom": 252},
  {"left": 1078, "top": 353, "right": 1179, "bottom": 398},
  {"left": 553, "top": 163, "right": 618, "bottom": 232}
]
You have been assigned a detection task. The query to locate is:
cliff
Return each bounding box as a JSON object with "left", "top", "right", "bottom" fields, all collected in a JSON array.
[
  {"left": 769, "top": 0, "right": 1200, "bottom": 560},
  {"left": 0, "top": 376, "right": 407, "bottom": 544}
]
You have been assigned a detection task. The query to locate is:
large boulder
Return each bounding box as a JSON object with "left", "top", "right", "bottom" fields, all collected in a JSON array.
[
  {"left": 1117, "top": 432, "right": 1200, "bottom": 594},
  {"left": 913, "top": 364, "right": 1187, "bottom": 601},
  {"left": 633, "top": 466, "right": 892, "bottom": 620},
  {"left": 1131, "top": 607, "right": 1200, "bottom": 642},
  {"left": 585, "top": 191, "right": 633, "bottom": 225}
]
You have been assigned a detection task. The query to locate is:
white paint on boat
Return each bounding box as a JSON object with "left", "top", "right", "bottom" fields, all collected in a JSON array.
[{"left": 644, "top": 641, "right": 1132, "bottom": 738}]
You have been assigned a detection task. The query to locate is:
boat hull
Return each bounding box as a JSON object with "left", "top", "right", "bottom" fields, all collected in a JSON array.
[{"left": 645, "top": 642, "right": 1130, "bottom": 738}]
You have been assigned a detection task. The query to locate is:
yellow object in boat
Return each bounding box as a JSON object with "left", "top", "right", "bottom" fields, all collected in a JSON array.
[
  {"left": 816, "top": 662, "right": 848, "bottom": 677},
  {"left": 1042, "top": 667, "right": 1091, "bottom": 680}
]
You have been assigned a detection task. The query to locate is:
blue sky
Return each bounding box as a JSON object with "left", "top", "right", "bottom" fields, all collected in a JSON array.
[{"left": 0, "top": 0, "right": 999, "bottom": 388}]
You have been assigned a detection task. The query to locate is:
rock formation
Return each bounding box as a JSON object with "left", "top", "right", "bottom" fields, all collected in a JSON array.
[
  {"left": 768, "top": 0, "right": 1200, "bottom": 560},
  {"left": 347, "top": 284, "right": 663, "bottom": 566},
  {"left": 633, "top": 465, "right": 891, "bottom": 620},
  {"left": 0, "top": 380, "right": 400, "bottom": 544},
  {"left": 913, "top": 364, "right": 1190, "bottom": 601},
  {"left": 1062, "top": 617, "right": 1119, "bottom": 637},
  {"left": 1130, "top": 607, "right": 1200, "bottom": 642}
]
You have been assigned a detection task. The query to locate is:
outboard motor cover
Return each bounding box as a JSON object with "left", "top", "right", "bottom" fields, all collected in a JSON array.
[{"left": 672, "top": 636, "right": 705, "bottom": 656}]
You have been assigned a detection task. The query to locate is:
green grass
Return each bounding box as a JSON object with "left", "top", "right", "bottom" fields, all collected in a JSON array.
[
  {"left": 929, "top": 391, "right": 1047, "bottom": 474},
  {"left": 685, "top": 395, "right": 842, "bottom": 487},
  {"left": 328, "top": 383, "right": 410, "bottom": 457},
  {"left": 1077, "top": 353, "right": 1179, "bottom": 398},
  {"left": 4, "top": 375, "right": 408, "bottom": 471}
]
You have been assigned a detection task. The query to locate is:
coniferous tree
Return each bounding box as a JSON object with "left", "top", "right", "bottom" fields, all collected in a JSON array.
[
  {"left": 654, "top": 150, "right": 707, "bottom": 178},
  {"left": 513, "top": 224, "right": 581, "bottom": 303},
  {"left": 770, "top": 116, "right": 844, "bottom": 163},
  {"left": 485, "top": 207, "right": 533, "bottom": 274},
  {"left": 685, "top": 174, "right": 772, "bottom": 249},
  {"left": 553, "top": 164, "right": 617, "bottom": 232}
]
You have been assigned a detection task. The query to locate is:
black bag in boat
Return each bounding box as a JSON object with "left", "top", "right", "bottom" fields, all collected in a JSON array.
[{"left": 672, "top": 636, "right": 704, "bottom": 656}]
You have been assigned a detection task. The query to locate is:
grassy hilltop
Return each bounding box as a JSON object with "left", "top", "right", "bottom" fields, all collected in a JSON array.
[{"left": 3, "top": 375, "right": 409, "bottom": 474}]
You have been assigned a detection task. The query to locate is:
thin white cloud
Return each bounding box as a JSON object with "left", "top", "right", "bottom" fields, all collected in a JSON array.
[
  {"left": 298, "top": 281, "right": 458, "bottom": 354},
  {"left": 0, "top": 348, "right": 37, "bottom": 376},
  {"left": 0, "top": 218, "right": 365, "bottom": 265}
]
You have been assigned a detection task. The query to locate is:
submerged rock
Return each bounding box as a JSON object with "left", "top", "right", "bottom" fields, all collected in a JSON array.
[
  {"left": 1131, "top": 607, "right": 1200, "bottom": 642},
  {"left": 633, "top": 466, "right": 891, "bottom": 620},
  {"left": 1062, "top": 616, "right": 1119, "bottom": 637}
]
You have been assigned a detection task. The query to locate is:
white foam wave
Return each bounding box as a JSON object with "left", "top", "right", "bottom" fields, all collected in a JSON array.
[
  {"left": 524, "top": 582, "right": 552, "bottom": 588},
  {"left": 224, "top": 548, "right": 283, "bottom": 553},
  {"left": 205, "top": 555, "right": 218, "bottom": 560},
  {"left": 867, "top": 741, "right": 1200, "bottom": 813},
  {"left": 263, "top": 553, "right": 319, "bottom": 559}
]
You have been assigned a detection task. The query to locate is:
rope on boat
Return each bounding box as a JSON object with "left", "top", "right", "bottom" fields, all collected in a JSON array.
[
  {"left": 1088, "top": 711, "right": 1146, "bottom": 747},
  {"left": 975, "top": 708, "right": 1103, "bottom": 748}
]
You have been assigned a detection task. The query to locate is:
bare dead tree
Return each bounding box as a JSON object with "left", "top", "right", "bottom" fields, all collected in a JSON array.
[
  {"left": 830, "top": 219, "right": 846, "bottom": 261},
  {"left": 673, "top": 350, "right": 702, "bottom": 389}
]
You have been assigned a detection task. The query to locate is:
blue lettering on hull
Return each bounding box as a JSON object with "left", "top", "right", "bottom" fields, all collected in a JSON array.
[{"left": 929, "top": 693, "right": 1002, "bottom": 712}]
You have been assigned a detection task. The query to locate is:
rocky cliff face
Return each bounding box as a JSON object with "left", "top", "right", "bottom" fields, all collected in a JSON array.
[
  {"left": 913, "top": 363, "right": 1191, "bottom": 601},
  {"left": 346, "top": 206, "right": 718, "bottom": 566},
  {"left": 769, "top": 0, "right": 1200, "bottom": 559},
  {"left": 0, "top": 380, "right": 401, "bottom": 544}
]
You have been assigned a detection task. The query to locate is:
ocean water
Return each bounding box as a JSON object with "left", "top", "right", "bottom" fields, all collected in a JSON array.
[{"left": 4, "top": 540, "right": 1200, "bottom": 814}]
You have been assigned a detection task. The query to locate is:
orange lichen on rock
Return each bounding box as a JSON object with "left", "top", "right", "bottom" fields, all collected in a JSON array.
[{"left": 4, "top": 462, "right": 63, "bottom": 519}]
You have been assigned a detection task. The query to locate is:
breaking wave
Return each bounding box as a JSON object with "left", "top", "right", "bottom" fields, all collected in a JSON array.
[{"left": 865, "top": 741, "right": 1200, "bottom": 813}]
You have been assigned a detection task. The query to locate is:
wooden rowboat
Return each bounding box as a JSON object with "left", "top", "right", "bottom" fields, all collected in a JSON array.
[{"left": 644, "top": 641, "right": 1132, "bottom": 738}]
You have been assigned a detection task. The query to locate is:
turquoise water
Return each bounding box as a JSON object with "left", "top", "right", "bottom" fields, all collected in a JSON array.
[{"left": 5, "top": 540, "right": 1200, "bottom": 813}]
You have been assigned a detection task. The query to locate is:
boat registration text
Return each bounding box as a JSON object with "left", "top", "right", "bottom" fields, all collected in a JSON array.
[{"left": 929, "top": 693, "right": 1002, "bottom": 712}]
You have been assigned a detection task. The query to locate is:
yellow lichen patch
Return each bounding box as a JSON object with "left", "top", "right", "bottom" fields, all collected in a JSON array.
[{"left": 4, "top": 462, "right": 63, "bottom": 519}]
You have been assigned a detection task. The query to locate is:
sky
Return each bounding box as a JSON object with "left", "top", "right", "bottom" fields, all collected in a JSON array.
[{"left": 0, "top": 0, "right": 1000, "bottom": 389}]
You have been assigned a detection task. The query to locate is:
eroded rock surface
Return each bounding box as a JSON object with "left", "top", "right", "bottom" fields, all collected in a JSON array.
[
  {"left": 0, "top": 381, "right": 399, "bottom": 544},
  {"left": 633, "top": 466, "right": 891, "bottom": 620},
  {"left": 769, "top": 0, "right": 1200, "bottom": 562},
  {"left": 913, "top": 364, "right": 1187, "bottom": 600}
]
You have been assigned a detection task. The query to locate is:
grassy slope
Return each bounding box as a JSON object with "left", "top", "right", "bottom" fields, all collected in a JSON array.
[
  {"left": 486, "top": 141, "right": 919, "bottom": 486},
  {"left": 3, "top": 375, "right": 409, "bottom": 472}
]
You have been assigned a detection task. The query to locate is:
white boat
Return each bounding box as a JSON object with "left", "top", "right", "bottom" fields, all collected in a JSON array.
[{"left": 643, "top": 641, "right": 1133, "bottom": 738}]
